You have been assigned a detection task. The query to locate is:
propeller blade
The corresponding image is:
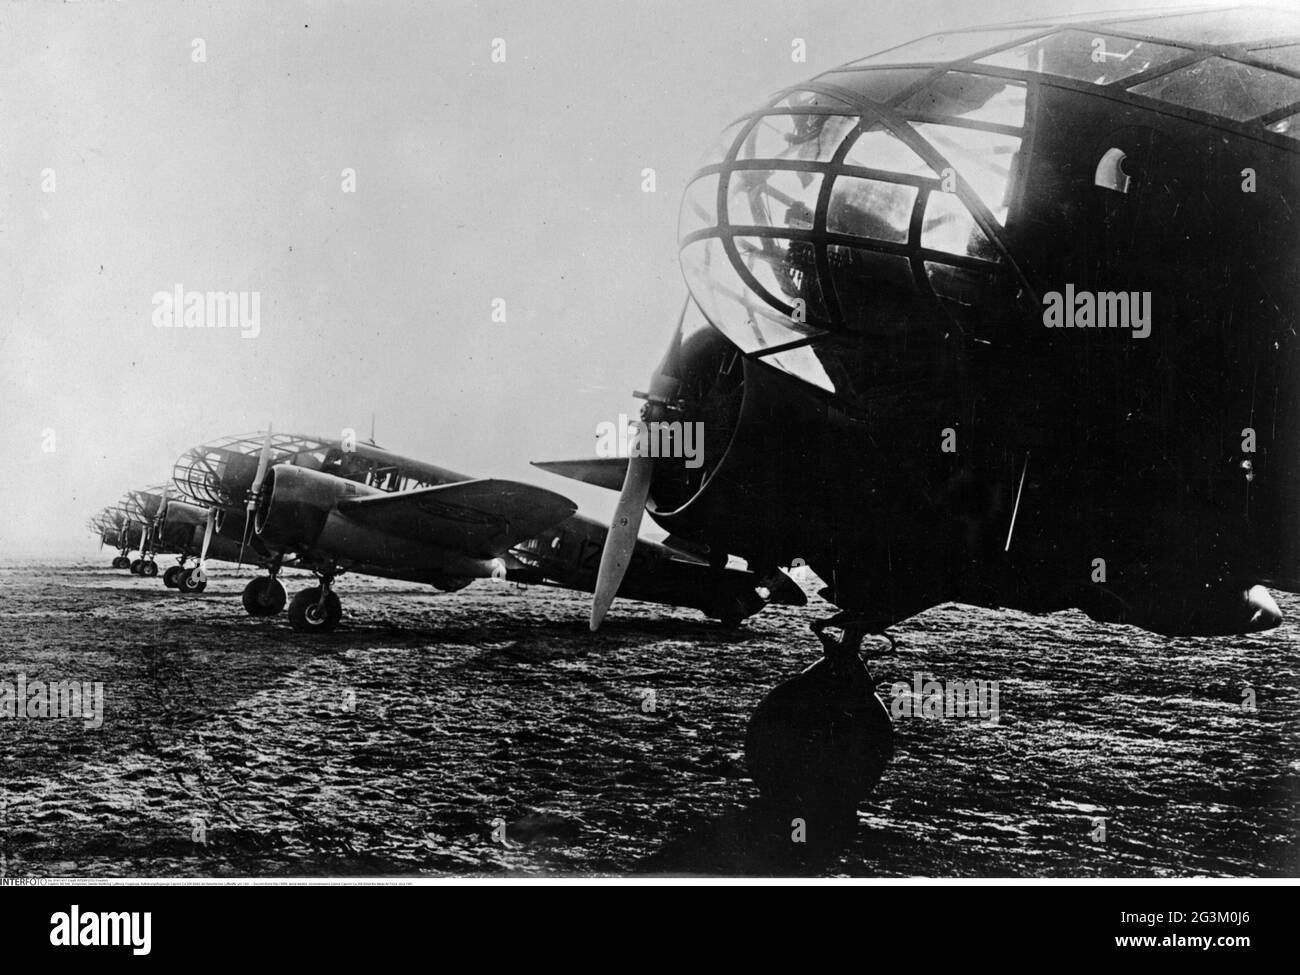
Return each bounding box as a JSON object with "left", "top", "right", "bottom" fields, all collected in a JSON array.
[
  {"left": 196, "top": 506, "right": 215, "bottom": 583},
  {"left": 588, "top": 302, "right": 692, "bottom": 631},
  {"left": 239, "top": 426, "right": 273, "bottom": 567},
  {"left": 590, "top": 448, "right": 654, "bottom": 631},
  {"left": 250, "top": 426, "right": 274, "bottom": 500}
]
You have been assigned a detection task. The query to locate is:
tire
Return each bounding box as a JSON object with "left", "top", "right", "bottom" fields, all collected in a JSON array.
[
  {"left": 288, "top": 586, "right": 342, "bottom": 633},
  {"left": 140, "top": 561, "right": 158, "bottom": 578},
  {"left": 178, "top": 567, "right": 208, "bottom": 594},
  {"left": 129, "top": 559, "right": 144, "bottom": 575},
  {"left": 242, "top": 576, "right": 287, "bottom": 617},
  {"left": 112, "top": 556, "right": 130, "bottom": 570},
  {"left": 163, "top": 565, "right": 184, "bottom": 588},
  {"left": 746, "top": 654, "right": 894, "bottom": 820}
]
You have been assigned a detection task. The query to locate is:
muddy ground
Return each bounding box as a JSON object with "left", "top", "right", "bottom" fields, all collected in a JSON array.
[{"left": 0, "top": 559, "right": 1295, "bottom": 877}]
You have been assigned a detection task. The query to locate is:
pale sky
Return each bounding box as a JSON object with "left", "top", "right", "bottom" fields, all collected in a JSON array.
[{"left": 0, "top": 0, "right": 1204, "bottom": 553}]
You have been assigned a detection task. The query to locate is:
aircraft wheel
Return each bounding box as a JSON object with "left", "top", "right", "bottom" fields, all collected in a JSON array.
[
  {"left": 140, "top": 560, "right": 159, "bottom": 578},
  {"left": 111, "top": 556, "right": 130, "bottom": 570},
  {"left": 163, "top": 565, "right": 184, "bottom": 588},
  {"left": 129, "top": 559, "right": 144, "bottom": 575},
  {"left": 288, "top": 587, "right": 342, "bottom": 633},
  {"left": 178, "top": 567, "right": 208, "bottom": 594},
  {"left": 745, "top": 654, "right": 894, "bottom": 821},
  {"left": 242, "top": 576, "right": 287, "bottom": 617}
]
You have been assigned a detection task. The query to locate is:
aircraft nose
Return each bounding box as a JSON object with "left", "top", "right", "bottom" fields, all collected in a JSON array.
[{"left": 1244, "top": 584, "right": 1283, "bottom": 631}]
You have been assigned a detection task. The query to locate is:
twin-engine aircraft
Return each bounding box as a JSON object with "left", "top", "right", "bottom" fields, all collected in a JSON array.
[
  {"left": 539, "top": 5, "right": 1300, "bottom": 815},
  {"left": 89, "top": 504, "right": 144, "bottom": 570},
  {"left": 166, "top": 431, "right": 802, "bottom": 632}
]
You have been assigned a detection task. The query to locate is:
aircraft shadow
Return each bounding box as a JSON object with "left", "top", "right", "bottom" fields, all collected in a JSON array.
[{"left": 632, "top": 797, "right": 867, "bottom": 877}]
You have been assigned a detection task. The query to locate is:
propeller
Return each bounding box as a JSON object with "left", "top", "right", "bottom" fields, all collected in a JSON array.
[
  {"left": 194, "top": 505, "right": 216, "bottom": 584},
  {"left": 590, "top": 305, "right": 686, "bottom": 631},
  {"left": 149, "top": 484, "right": 169, "bottom": 556},
  {"left": 238, "top": 426, "right": 274, "bottom": 566}
]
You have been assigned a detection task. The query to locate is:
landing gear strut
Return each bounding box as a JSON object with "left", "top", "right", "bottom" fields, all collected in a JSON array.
[
  {"left": 745, "top": 615, "right": 895, "bottom": 823},
  {"left": 288, "top": 571, "right": 342, "bottom": 633},
  {"left": 242, "top": 567, "right": 287, "bottom": 617}
]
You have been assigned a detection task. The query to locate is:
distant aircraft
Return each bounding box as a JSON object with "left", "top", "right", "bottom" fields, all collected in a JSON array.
[
  {"left": 544, "top": 5, "right": 1300, "bottom": 814},
  {"left": 168, "top": 431, "right": 802, "bottom": 632},
  {"left": 88, "top": 504, "right": 144, "bottom": 570}
]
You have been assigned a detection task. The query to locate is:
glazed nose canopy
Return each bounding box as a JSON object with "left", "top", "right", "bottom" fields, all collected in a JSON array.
[{"left": 678, "top": 69, "right": 1028, "bottom": 385}]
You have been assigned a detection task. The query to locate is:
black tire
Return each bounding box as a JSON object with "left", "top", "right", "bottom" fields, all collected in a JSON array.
[
  {"left": 242, "top": 576, "right": 287, "bottom": 617},
  {"left": 163, "top": 565, "right": 184, "bottom": 588},
  {"left": 129, "top": 559, "right": 144, "bottom": 575},
  {"left": 112, "top": 556, "right": 130, "bottom": 570},
  {"left": 745, "top": 654, "right": 894, "bottom": 821},
  {"left": 140, "top": 560, "right": 159, "bottom": 578},
  {"left": 288, "top": 586, "right": 342, "bottom": 633},
  {"left": 178, "top": 567, "right": 208, "bottom": 594}
]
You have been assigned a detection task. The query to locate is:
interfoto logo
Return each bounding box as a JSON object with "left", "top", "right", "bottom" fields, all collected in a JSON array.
[
  {"left": 50, "top": 906, "right": 150, "bottom": 956},
  {"left": 0, "top": 673, "right": 103, "bottom": 730},
  {"left": 151, "top": 284, "right": 261, "bottom": 339},
  {"left": 1042, "top": 284, "right": 1151, "bottom": 339},
  {"left": 595, "top": 414, "right": 704, "bottom": 469},
  {"left": 888, "top": 671, "right": 1000, "bottom": 724}
]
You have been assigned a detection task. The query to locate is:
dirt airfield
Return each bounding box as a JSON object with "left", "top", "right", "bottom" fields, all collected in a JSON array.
[{"left": 0, "top": 558, "right": 1295, "bottom": 877}]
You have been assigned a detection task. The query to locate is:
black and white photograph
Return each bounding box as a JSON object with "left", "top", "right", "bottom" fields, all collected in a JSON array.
[{"left": 0, "top": 0, "right": 1296, "bottom": 910}]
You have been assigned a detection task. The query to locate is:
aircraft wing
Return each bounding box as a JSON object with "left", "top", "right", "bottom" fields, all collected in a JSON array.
[{"left": 336, "top": 479, "right": 577, "bottom": 559}]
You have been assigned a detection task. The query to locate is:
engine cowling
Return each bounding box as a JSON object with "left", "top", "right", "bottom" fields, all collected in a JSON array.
[{"left": 254, "top": 464, "right": 378, "bottom": 549}]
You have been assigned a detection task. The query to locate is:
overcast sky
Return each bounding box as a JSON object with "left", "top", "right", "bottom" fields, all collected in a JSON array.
[{"left": 0, "top": 0, "right": 1205, "bottom": 554}]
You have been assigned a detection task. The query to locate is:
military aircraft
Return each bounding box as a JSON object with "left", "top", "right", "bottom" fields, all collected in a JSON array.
[
  {"left": 542, "top": 4, "right": 1299, "bottom": 815},
  {"left": 88, "top": 505, "right": 144, "bottom": 570},
  {"left": 169, "top": 431, "right": 802, "bottom": 632}
]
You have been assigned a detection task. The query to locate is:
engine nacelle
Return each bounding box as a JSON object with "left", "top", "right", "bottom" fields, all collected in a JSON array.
[{"left": 255, "top": 464, "right": 379, "bottom": 549}]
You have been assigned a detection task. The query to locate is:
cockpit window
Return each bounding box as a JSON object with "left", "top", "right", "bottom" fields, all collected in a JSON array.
[
  {"left": 842, "top": 125, "right": 933, "bottom": 175},
  {"left": 921, "top": 191, "right": 998, "bottom": 260},
  {"left": 727, "top": 169, "right": 821, "bottom": 230},
  {"left": 976, "top": 30, "right": 1188, "bottom": 85},
  {"left": 813, "top": 68, "right": 932, "bottom": 104},
  {"left": 911, "top": 123, "right": 1020, "bottom": 223},
  {"left": 679, "top": 238, "right": 816, "bottom": 354},
  {"left": 1129, "top": 56, "right": 1300, "bottom": 122},
  {"left": 736, "top": 114, "right": 859, "bottom": 162},
  {"left": 679, "top": 59, "right": 1035, "bottom": 395},
  {"left": 828, "top": 177, "right": 916, "bottom": 242},
  {"left": 702, "top": 122, "right": 745, "bottom": 165},
  {"left": 734, "top": 235, "right": 829, "bottom": 321},
  {"left": 850, "top": 28, "right": 1044, "bottom": 66},
  {"left": 898, "top": 73, "right": 1026, "bottom": 127},
  {"left": 1249, "top": 43, "right": 1300, "bottom": 75},
  {"left": 1100, "top": 8, "right": 1300, "bottom": 47},
  {"left": 771, "top": 89, "right": 854, "bottom": 110}
]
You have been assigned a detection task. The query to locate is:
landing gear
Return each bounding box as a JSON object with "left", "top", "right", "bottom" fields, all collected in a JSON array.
[
  {"left": 177, "top": 566, "right": 208, "bottom": 594},
  {"left": 140, "top": 560, "right": 158, "bottom": 578},
  {"left": 163, "top": 563, "right": 185, "bottom": 588},
  {"left": 242, "top": 575, "right": 287, "bottom": 617},
  {"left": 288, "top": 573, "right": 342, "bottom": 633},
  {"left": 745, "top": 617, "right": 894, "bottom": 823},
  {"left": 129, "top": 558, "right": 144, "bottom": 575},
  {"left": 111, "top": 556, "right": 130, "bottom": 570}
]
